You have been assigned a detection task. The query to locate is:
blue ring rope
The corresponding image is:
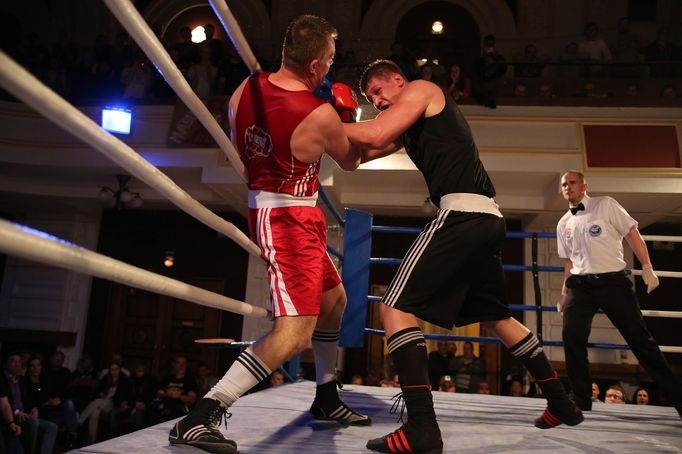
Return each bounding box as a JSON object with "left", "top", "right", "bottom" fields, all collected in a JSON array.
[{"left": 318, "top": 186, "right": 345, "bottom": 226}]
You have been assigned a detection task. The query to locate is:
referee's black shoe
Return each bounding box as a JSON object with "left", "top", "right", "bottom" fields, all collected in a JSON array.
[
  {"left": 309, "top": 380, "right": 371, "bottom": 426},
  {"left": 309, "top": 399, "right": 372, "bottom": 425},
  {"left": 169, "top": 398, "right": 237, "bottom": 454}
]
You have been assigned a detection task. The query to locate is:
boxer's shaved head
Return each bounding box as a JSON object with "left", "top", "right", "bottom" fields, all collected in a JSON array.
[{"left": 282, "top": 15, "right": 337, "bottom": 73}]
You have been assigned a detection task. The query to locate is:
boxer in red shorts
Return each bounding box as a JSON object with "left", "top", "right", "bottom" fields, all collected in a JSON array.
[{"left": 170, "top": 15, "right": 368, "bottom": 454}]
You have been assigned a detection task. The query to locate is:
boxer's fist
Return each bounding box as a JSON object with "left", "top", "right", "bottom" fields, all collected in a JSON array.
[
  {"left": 331, "top": 82, "right": 359, "bottom": 123},
  {"left": 313, "top": 78, "right": 333, "bottom": 103}
]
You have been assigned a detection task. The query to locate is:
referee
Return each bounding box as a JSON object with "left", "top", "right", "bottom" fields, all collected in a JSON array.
[{"left": 557, "top": 170, "right": 681, "bottom": 418}]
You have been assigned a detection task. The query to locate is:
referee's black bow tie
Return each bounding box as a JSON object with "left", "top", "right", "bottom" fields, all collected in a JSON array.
[{"left": 570, "top": 203, "right": 585, "bottom": 215}]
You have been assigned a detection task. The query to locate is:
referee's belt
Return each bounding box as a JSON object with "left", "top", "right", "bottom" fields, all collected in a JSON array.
[{"left": 576, "top": 270, "right": 627, "bottom": 280}]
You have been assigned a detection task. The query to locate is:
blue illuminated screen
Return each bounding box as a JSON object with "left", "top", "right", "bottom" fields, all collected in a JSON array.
[{"left": 101, "top": 107, "right": 132, "bottom": 135}]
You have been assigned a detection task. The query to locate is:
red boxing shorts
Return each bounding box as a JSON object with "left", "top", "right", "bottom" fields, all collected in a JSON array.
[{"left": 247, "top": 192, "right": 341, "bottom": 317}]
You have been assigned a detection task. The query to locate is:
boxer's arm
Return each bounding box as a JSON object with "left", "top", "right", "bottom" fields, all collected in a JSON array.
[
  {"left": 228, "top": 78, "right": 249, "bottom": 144},
  {"left": 292, "top": 104, "right": 360, "bottom": 171},
  {"left": 317, "top": 105, "right": 361, "bottom": 171},
  {"left": 345, "top": 80, "right": 434, "bottom": 150}
]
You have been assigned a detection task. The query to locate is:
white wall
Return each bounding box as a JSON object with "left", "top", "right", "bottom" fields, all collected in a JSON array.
[{"left": 0, "top": 212, "right": 101, "bottom": 369}]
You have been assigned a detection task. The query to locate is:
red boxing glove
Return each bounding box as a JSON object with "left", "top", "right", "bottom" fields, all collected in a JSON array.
[{"left": 331, "top": 82, "right": 359, "bottom": 123}]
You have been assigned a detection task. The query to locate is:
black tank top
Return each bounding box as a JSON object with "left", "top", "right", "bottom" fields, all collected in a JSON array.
[{"left": 402, "top": 89, "right": 496, "bottom": 207}]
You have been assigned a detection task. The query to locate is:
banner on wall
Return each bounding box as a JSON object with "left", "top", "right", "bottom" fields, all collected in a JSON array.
[{"left": 166, "top": 97, "right": 229, "bottom": 148}]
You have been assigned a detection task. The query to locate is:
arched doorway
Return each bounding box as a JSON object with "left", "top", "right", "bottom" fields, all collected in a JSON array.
[{"left": 395, "top": 1, "right": 480, "bottom": 78}]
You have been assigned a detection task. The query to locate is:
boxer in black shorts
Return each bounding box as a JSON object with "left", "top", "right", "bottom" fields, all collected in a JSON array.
[{"left": 345, "top": 60, "right": 583, "bottom": 454}]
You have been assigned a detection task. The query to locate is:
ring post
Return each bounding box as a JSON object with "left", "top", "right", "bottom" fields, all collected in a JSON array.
[
  {"left": 531, "top": 233, "right": 543, "bottom": 343},
  {"left": 340, "top": 209, "right": 373, "bottom": 347}
]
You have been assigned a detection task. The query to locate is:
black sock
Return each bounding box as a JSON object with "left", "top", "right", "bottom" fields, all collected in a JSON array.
[
  {"left": 509, "top": 332, "right": 570, "bottom": 407},
  {"left": 387, "top": 327, "right": 436, "bottom": 426},
  {"left": 314, "top": 380, "right": 340, "bottom": 406},
  {"left": 387, "top": 327, "right": 429, "bottom": 387}
]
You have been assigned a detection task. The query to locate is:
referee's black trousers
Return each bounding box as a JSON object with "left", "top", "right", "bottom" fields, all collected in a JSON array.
[{"left": 562, "top": 272, "right": 682, "bottom": 410}]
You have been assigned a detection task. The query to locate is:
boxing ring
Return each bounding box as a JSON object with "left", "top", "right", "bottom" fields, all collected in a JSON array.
[{"left": 0, "top": 0, "right": 680, "bottom": 452}]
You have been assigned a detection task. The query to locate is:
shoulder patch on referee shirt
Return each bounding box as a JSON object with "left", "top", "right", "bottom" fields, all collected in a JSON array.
[
  {"left": 564, "top": 227, "right": 572, "bottom": 239},
  {"left": 589, "top": 224, "right": 602, "bottom": 237}
]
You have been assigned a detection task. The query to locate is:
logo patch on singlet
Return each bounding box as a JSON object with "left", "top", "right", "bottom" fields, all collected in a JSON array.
[
  {"left": 244, "top": 124, "right": 273, "bottom": 159},
  {"left": 589, "top": 224, "right": 602, "bottom": 237}
]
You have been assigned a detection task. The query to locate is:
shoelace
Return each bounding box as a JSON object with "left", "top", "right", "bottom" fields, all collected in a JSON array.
[
  {"left": 389, "top": 392, "right": 406, "bottom": 423},
  {"left": 208, "top": 406, "right": 232, "bottom": 430}
]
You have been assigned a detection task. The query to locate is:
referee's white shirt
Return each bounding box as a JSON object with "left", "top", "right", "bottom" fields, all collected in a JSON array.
[{"left": 557, "top": 195, "right": 637, "bottom": 275}]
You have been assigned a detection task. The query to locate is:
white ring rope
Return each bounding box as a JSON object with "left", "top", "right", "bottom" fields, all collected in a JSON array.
[
  {"left": 0, "top": 51, "right": 260, "bottom": 259},
  {"left": 631, "top": 269, "right": 682, "bottom": 279},
  {"left": 209, "top": 0, "right": 261, "bottom": 74},
  {"left": 660, "top": 346, "right": 682, "bottom": 354},
  {"left": 103, "top": 0, "right": 247, "bottom": 183},
  {"left": 641, "top": 310, "right": 682, "bottom": 319},
  {"left": 642, "top": 235, "right": 682, "bottom": 243},
  {"left": 0, "top": 219, "right": 268, "bottom": 319}
]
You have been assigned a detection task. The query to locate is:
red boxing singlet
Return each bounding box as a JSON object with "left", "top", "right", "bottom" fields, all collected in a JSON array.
[{"left": 236, "top": 72, "right": 326, "bottom": 196}]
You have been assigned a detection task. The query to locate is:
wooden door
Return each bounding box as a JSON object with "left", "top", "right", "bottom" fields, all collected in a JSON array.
[{"left": 104, "top": 279, "right": 224, "bottom": 377}]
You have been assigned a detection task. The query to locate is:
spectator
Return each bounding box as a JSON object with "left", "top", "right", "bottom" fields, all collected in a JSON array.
[
  {"left": 661, "top": 85, "right": 678, "bottom": 100},
  {"left": 202, "top": 23, "right": 226, "bottom": 67},
  {"left": 26, "top": 356, "right": 78, "bottom": 447},
  {"left": 71, "top": 355, "right": 99, "bottom": 412},
  {"left": 78, "top": 362, "right": 127, "bottom": 444},
  {"left": 2, "top": 353, "right": 57, "bottom": 454},
  {"left": 438, "top": 376, "right": 456, "bottom": 393},
  {"left": 539, "top": 82, "right": 555, "bottom": 98},
  {"left": 364, "top": 372, "right": 380, "bottom": 387},
  {"left": 187, "top": 45, "right": 219, "bottom": 99},
  {"left": 604, "top": 384, "right": 627, "bottom": 404},
  {"left": 514, "top": 44, "right": 549, "bottom": 78},
  {"left": 578, "top": 21, "right": 612, "bottom": 69},
  {"left": 573, "top": 81, "right": 612, "bottom": 99},
  {"left": 446, "top": 64, "right": 471, "bottom": 101},
  {"left": 430, "top": 64, "right": 448, "bottom": 90},
  {"left": 121, "top": 51, "right": 153, "bottom": 101},
  {"left": 477, "top": 381, "right": 491, "bottom": 395},
  {"left": 613, "top": 17, "right": 643, "bottom": 62},
  {"left": 109, "top": 31, "right": 134, "bottom": 82},
  {"left": 1, "top": 378, "right": 23, "bottom": 454},
  {"left": 150, "top": 356, "right": 197, "bottom": 423},
  {"left": 428, "top": 341, "right": 456, "bottom": 389},
  {"left": 111, "top": 364, "right": 155, "bottom": 434},
  {"left": 475, "top": 34, "right": 507, "bottom": 108},
  {"left": 509, "top": 380, "right": 524, "bottom": 397},
  {"left": 99, "top": 354, "right": 130, "bottom": 379},
  {"left": 42, "top": 351, "right": 73, "bottom": 406},
  {"left": 195, "top": 363, "right": 219, "bottom": 399},
  {"left": 633, "top": 387, "right": 650, "bottom": 405},
  {"left": 591, "top": 382, "right": 602, "bottom": 403},
  {"left": 645, "top": 27, "right": 679, "bottom": 78},
  {"left": 513, "top": 80, "right": 527, "bottom": 97},
  {"left": 73, "top": 355, "right": 97, "bottom": 381},
  {"left": 350, "top": 375, "right": 363, "bottom": 385},
  {"left": 269, "top": 371, "right": 285, "bottom": 387},
  {"left": 217, "top": 42, "right": 249, "bottom": 96},
  {"left": 448, "top": 342, "right": 485, "bottom": 393},
  {"left": 172, "top": 26, "right": 199, "bottom": 73},
  {"left": 624, "top": 81, "right": 640, "bottom": 97},
  {"left": 419, "top": 63, "right": 433, "bottom": 81},
  {"left": 558, "top": 41, "right": 586, "bottom": 78}
]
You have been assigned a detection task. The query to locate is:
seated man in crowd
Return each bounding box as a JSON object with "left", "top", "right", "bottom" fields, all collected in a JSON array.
[{"left": 150, "top": 356, "right": 197, "bottom": 424}]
